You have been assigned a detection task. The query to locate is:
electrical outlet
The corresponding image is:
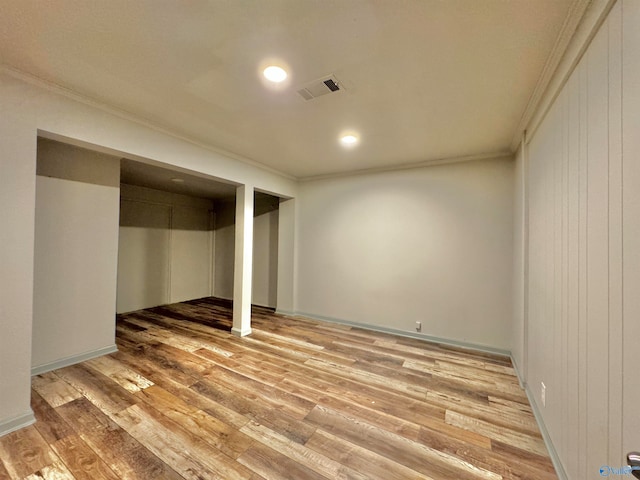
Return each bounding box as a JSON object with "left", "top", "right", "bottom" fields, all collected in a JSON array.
[
  {"left": 416, "top": 321, "right": 422, "bottom": 332},
  {"left": 541, "top": 382, "right": 546, "bottom": 407}
]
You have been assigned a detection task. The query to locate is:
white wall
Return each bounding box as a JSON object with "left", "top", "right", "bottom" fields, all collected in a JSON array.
[
  {"left": 0, "top": 69, "right": 297, "bottom": 434},
  {"left": 296, "top": 157, "right": 514, "bottom": 350},
  {"left": 117, "top": 184, "right": 213, "bottom": 313},
  {"left": 276, "top": 198, "right": 296, "bottom": 315},
  {"left": 213, "top": 199, "right": 236, "bottom": 300},
  {"left": 33, "top": 139, "right": 120, "bottom": 373},
  {"left": 519, "top": 2, "right": 640, "bottom": 476},
  {"left": 33, "top": 178, "right": 120, "bottom": 371},
  {"left": 251, "top": 209, "right": 279, "bottom": 307},
  {"left": 212, "top": 194, "right": 280, "bottom": 308},
  {"left": 252, "top": 194, "right": 279, "bottom": 308},
  {"left": 0, "top": 105, "right": 38, "bottom": 433},
  {"left": 171, "top": 203, "right": 214, "bottom": 303}
]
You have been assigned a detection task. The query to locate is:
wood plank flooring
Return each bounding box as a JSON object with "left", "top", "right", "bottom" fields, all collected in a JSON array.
[{"left": 0, "top": 297, "right": 557, "bottom": 479}]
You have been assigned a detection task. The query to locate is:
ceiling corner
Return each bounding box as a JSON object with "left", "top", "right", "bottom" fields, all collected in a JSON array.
[{"left": 509, "top": 0, "right": 593, "bottom": 151}]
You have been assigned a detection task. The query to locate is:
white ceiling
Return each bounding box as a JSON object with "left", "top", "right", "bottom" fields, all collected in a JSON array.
[{"left": 0, "top": 0, "right": 580, "bottom": 179}]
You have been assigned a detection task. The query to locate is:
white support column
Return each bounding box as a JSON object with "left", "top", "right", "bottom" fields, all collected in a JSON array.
[
  {"left": 232, "top": 184, "right": 254, "bottom": 337},
  {"left": 276, "top": 198, "right": 296, "bottom": 315}
]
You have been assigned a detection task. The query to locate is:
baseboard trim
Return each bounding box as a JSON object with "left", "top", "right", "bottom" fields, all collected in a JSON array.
[
  {"left": 0, "top": 410, "right": 36, "bottom": 438},
  {"left": 252, "top": 303, "right": 276, "bottom": 310},
  {"left": 293, "top": 311, "right": 511, "bottom": 357},
  {"left": 231, "top": 327, "right": 252, "bottom": 337},
  {"left": 510, "top": 354, "right": 526, "bottom": 389},
  {"left": 31, "top": 344, "right": 118, "bottom": 376},
  {"left": 275, "top": 309, "right": 296, "bottom": 317},
  {"left": 511, "top": 358, "right": 566, "bottom": 480}
]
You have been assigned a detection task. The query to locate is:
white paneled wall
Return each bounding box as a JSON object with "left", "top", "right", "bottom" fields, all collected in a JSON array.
[
  {"left": 522, "top": 2, "right": 640, "bottom": 477},
  {"left": 621, "top": 0, "right": 640, "bottom": 460}
]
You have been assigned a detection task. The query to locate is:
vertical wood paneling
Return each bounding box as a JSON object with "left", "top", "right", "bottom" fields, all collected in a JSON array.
[
  {"left": 560, "top": 87, "right": 569, "bottom": 464},
  {"left": 565, "top": 68, "right": 581, "bottom": 479},
  {"left": 552, "top": 96, "right": 563, "bottom": 443},
  {"left": 577, "top": 54, "right": 589, "bottom": 480},
  {"left": 607, "top": 0, "right": 623, "bottom": 464},
  {"left": 622, "top": 0, "right": 640, "bottom": 455},
  {"left": 524, "top": 4, "right": 633, "bottom": 477},
  {"left": 525, "top": 113, "right": 547, "bottom": 413},
  {"left": 585, "top": 22, "right": 610, "bottom": 476}
]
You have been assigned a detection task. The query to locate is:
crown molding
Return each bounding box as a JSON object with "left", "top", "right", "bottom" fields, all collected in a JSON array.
[
  {"left": 299, "top": 151, "right": 513, "bottom": 183},
  {"left": 0, "top": 64, "right": 296, "bottom": 182},
  {"left": 510, "top": 0, "right": 618, "bottom": 151}
]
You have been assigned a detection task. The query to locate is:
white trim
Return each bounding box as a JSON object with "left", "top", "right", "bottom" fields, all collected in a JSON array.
[
  {"left": 511, "top": 358, "right": 567, "bottom": 480},
  {"left": 0, "top": 64, "right": 295, "bottom": 181},
  {"left": 521, "top": 135, "right": 530, "bottom": 384},
  {"left": 299, "top": 152, "right": 513, "bottom": 183},
  {"left": 510, "top": 354, "right": 525, "bottom": 389},
  {"left": 31, "top": 344, "right": 118, "bottom": 376},
  {"left": 0, "top": 410, "right": 36, "bottom": 438},
  {"left": 515, "top": 0, "right": 618, "bottom": 149},
  {"left": 231, "top": 327, "right": 252, "bottom": 337},
  {"left": 510, "top": 0, "right": 592, "bottom": 151},
  {"left": 294, "top": 311, "right": 511, "bottom": 357},
  {"left": 252, "top": 302, "right": 277, "bottom": 309}
]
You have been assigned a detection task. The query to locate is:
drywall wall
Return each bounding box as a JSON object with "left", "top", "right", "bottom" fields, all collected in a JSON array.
[
  {"left": 276, "top": 198, "right": 296, "bottom": 314},
  {"left": 117, "top": 197, "right": 171, "bottom": 312},
  {"left": 36, "top": 137, "right": 119, "bottom": 186},
  {"left": 213, "top": 193, "right": 280, "bottom": 308},
  {"left": 520, "top": 2, "right": 640, "bottom": 476},
  {"left": 0, "top": 86, "right": 37, "bottom": 434},
  {"left": 33, "top": 139, "right": 120, "bottom": 373},
  {"left": 170, "top": 203, "right": 214, "bottom": 303},
  {"left": 252, "top": 195, "right": 279, "bottom": 308},
  {"left": 296, "top": 156, "right": 514, "bottom": 350},
  {"left": 213, "top": 199, "right": 236, "bottom": 300},
  {"left": 117, "top": 184, "right": 213, "bottom": 313},
  {"left": 0, "top": 69, "right": 297, "bottom": 434}
]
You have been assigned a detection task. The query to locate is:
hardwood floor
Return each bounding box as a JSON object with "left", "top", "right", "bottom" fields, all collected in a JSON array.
[{"left": 0, "top": 297, "right": 557, "bottom": 479}]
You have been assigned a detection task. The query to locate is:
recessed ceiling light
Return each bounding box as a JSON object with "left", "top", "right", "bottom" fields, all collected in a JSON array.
[
  {"left": 170, "top": 178, "right": 184, "bottom": 183},
  {"left": 263, "top": 66, "right": 288, "bottom": 83},
  {"left": 340, "top": 134, "right": 359, "bottom": 147}
]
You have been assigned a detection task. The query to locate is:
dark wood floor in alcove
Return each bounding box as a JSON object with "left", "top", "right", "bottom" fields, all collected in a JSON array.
[{"left": 0, "top": 297, "right": 557, "bottom": 479}]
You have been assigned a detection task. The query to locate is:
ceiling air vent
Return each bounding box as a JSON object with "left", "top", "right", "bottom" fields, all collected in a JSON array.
[{"left": 297, "top": 74, "right": 342, "bottom": 101}]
